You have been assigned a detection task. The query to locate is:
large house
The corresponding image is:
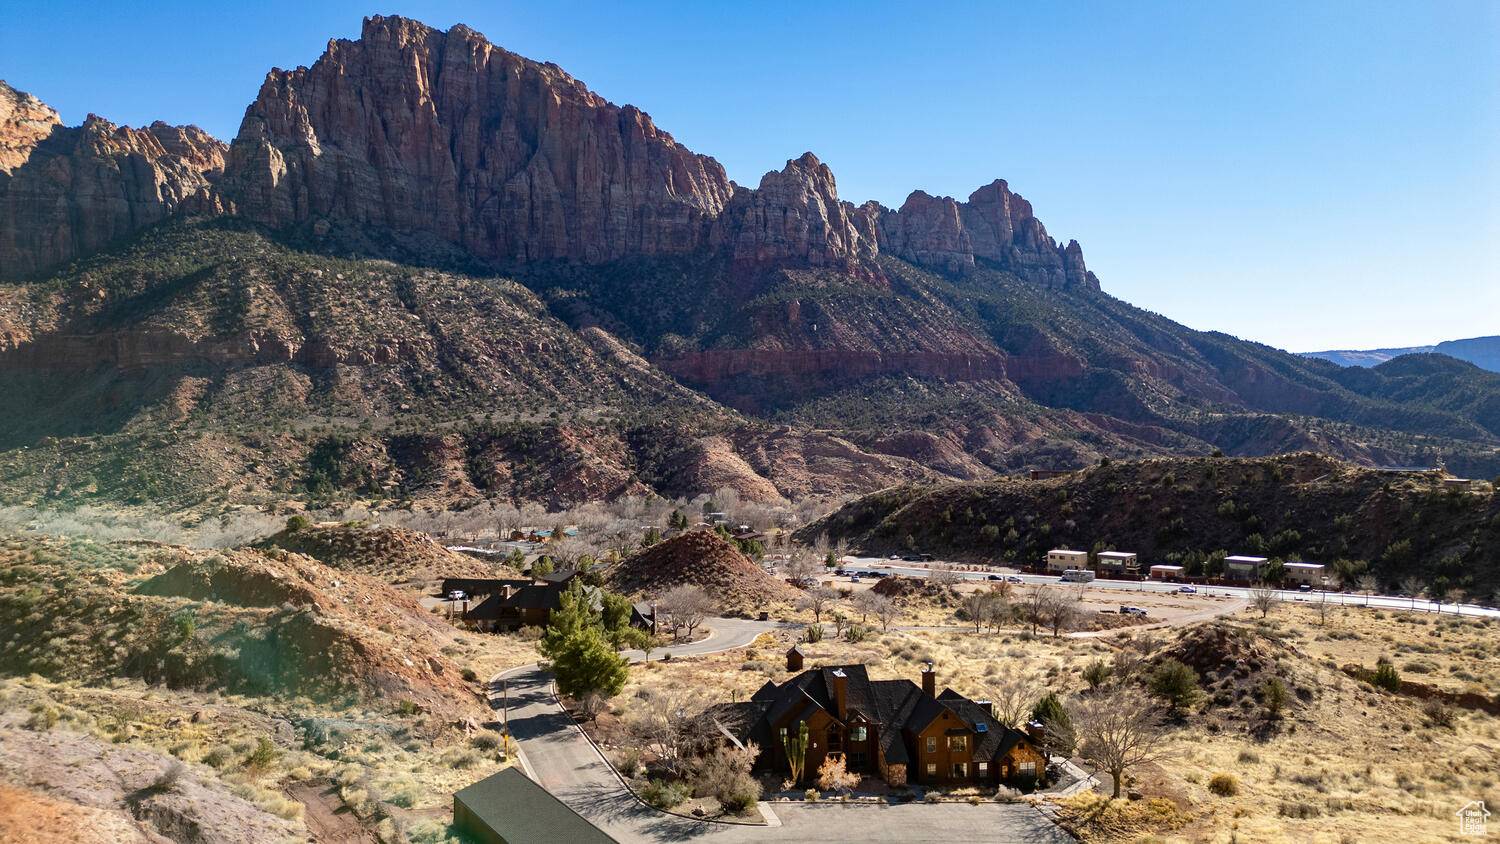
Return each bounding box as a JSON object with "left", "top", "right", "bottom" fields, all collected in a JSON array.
[
  {"left": 458, "top": 570, "right": 587, "bottom": 632},
  {"left": 708, "top": 663, "right": 1046, "bottom": 789}
]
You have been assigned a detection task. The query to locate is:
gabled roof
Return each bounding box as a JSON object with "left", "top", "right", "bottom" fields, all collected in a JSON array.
[
  {"left": 453, "top": 767, "right": 615, "bottom": 843},
  {"left": 541, "top": 568, "right": 579, "bottom": 584},
  {"left": 726, "top": 664, "right": 1036, "bottom": 769}
]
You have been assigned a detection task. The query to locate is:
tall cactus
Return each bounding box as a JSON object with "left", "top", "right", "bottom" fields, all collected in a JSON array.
[{"left": 784, "top": 721, "right": 810, "bottom": 785}]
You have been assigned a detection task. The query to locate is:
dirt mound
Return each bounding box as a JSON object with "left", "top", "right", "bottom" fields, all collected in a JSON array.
[
  {"left": 264, "top": 523, "right": 519, "bottom": 586},
  {"left": 132, "top": 547, "right": 485, "bottom": 717},
  {"left": 870, "top": 574, "right": 955, "bottom": 606},
  {"left": 1160, "top": 624, "right": 1293, "bottom": 682},
  {"left": 605, "top": 529, "right": 799, "bottom": 612}
]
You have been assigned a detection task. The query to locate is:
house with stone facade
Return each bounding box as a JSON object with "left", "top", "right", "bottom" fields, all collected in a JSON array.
[{"left": 707, "top": 663, "right": 1046, "bottom": 789}]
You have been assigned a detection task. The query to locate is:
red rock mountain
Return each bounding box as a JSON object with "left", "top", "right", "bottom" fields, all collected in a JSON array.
[
  {"left": 216, "top": 15, "right": 1095, "bottom": 288},
  {"left": 0, "top": 81, "right": 225, "bottom": 280}
]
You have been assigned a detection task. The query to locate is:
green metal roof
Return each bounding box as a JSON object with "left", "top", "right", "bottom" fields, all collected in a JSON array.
[{"left": 453, "top": 767, "right": 616, "bottom": 844}]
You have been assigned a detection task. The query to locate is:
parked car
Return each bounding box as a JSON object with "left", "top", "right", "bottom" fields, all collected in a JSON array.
[
  {"left": 1121, "top": 605, "right": 1148, "bottom": 615},
  {"left": 1177, "top": 585, "right": 1197, "bottom": 594},
  {"left": 1299, "top": 583, "right": 1312, "bottom": 592},
  {"left": 987, "top": 574, "right": 1003, "bottom": 581},
  {"left": 1006, "top": 575, "right": 1023, "bottom": 583},
  {"left": 888, "top": 554, "right": 900, "bottom": 560},
  {"left": 850, "top": 576, "right": 861, "bottom": 583}
]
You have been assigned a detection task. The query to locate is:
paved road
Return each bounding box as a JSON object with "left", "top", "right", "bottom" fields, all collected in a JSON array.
[
  {"left": 837, "top": 557, "right": 1500, "bottom": 618},
  {"left": 492, "top": 619, "right": 1073, "bottom": 843}
]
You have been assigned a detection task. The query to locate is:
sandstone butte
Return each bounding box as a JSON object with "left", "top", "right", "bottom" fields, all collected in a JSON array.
[{"left": 0, "top": 15, "right": 1099, "bottom": 292}]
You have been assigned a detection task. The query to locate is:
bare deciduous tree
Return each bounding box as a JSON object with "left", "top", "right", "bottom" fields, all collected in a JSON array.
[
  {"left": 1019, "top": 585, "right": 1050, "bottom": 635},
  {"left": 1249, "top": 584, "right": 1280, "bottom": 619},
  {"left": 625, "top": 686, "right": 709, "bottom": 776},
  {"left": 656, "top": 584, "right": 716, "bottom": 640},
  {"left": 929, "top": 564, "right": 962, "bottom": 588},
  {"left": 784, "top": 550, "right": 820, "bottom": 587},
  {"left": 1043, "top": 590, "right": 1082, "bottom": 638},
  {"left": 984, "top": 678, "right": 1040, "bottom": 728},
  {"left": 798, "top": 586, "right": 839, "bottom": 624},
  {"left": 1399, "top": 576, "right": 1425, "bottom": 611},
  {"left": 1071, "top": 689, "right": 1173, "bottom": 799},
  {"left": 870, "top": 593, "right": 899, "bottom": 631},
  {"left": 1356, "top": 574, "right": 1378, "bottom": 607}
]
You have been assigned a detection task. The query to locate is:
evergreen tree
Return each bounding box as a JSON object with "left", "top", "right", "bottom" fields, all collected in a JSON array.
[{"left": 537, "top": 582, "right": 628, "bottom": 701}]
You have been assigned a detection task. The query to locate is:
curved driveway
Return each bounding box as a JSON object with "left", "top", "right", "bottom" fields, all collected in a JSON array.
[{"left": 491, "top": 619, "right": 1074, "bottom": 843}]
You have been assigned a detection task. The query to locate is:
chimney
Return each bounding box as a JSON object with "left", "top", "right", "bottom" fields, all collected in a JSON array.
[
  {"left": 502, "top": 584, "right": 515, "bottom": 600},
  {"left": 1026, "top": 719, "right": 1045, "bottom": 745},
  {"left": 921, "top": 662, "right": 936, "bottom": 698},
  {"left": 832, "top": 669, "right": 847, "bottom": 719},
  {"left": 976, "top": 699, "right": 993, "bottom": 717}
]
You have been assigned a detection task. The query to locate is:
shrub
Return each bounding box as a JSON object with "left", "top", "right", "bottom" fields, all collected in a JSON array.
[
  {"left": 471, "top": 731, "right": 503, "bottom": 751},
  {"left": 285, "top": 515, "right": 309, "bottom": 532},
  {"left": 641, "top": 779, "right": 689, "bottom": 809},
  {"left": 844, "top": 625, "right": 868, "bottom": 643},
  {"left": 461, "top": 668, "right": 478, "bottom": 682},
  {"left": 1149, "top": 659, "right": 1200, "bottom": 711},
  {"left": 1423, "top": 700, "right": 1456, "bottom": 728},
  {"left": 24, "top": 705, "right": 58, "bottom": 731},
  {"left": 1372, "top": 663, "right": 1401, "bottom": 692},
  {"left": 1260, "top": 677, "right": 1288, "bottom": 717},
  {"left": 1237, "top": 750, "right": 1260, "bottom": 764},
  {"left": 613, "top": 746, "right": 642, "bottom": 776},
  {"left": 146, "top": 761, "right": 186, "bottom": 795},
  {"left": 245, "top": 738, "right": 280, "bottom": 775},
  {"left": 442, "top": 749, "right": 482, "bottom": 769},
  {"left": 1207, "top": 774, "right": 1239, "bottom": 796},
  {"left": 803, "top": 624, "right": 824, "bottom": 644}
]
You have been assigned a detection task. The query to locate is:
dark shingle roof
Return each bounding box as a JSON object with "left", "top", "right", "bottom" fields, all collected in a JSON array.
[{"left": 453, "top": 767, "right": 615, "bottom": 843}]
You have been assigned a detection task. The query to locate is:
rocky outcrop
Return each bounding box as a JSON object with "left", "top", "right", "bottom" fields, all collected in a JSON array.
[
  {"left": 709, "top": 152, "right": 880, "bottom": 273},
  {"left": 221, "top": 15, "right": 734, "bottom": 263},
  {"left": 0, "top": 81, "right": 226, "bottom": 280},
  {"left": 877, "top": 180, "right": 1099, "bottom": 290}
]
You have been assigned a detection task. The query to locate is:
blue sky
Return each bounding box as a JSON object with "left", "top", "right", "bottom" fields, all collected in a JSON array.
[{"left": 4, "top": 1, "right": 1496, "bottom": 352}]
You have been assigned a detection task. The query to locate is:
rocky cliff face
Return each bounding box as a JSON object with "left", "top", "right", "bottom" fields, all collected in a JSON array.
[
  {"left": 877, "top": 180, "right": 1098, "bottom": 289},
  {"left": 0, "top": 81, "right": 226, "bottom": 281},
  {"left": 216, "top": 16, "right": 1093, "bottom": 288},
  {"left": 220, "top": 15, "right": 734, "bottom": 263}
]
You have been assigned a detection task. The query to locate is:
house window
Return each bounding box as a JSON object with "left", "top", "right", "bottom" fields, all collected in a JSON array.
[
  {"left": 953, "top": 762, "right": 968, "bottom": 778},
  {"left": 851, "top": 726, "right": 867, "bottom": 742},
  {"left": 925, "top": 737, "right": 937, "bottom": 754},
  {"left": 978, "top": 762, "right": 988, "bottom": 777},
  {"left": 849, "top": 752, "right": 867, "bottom": 768},
  {"left": 828, "top": 731, "right": 842, "bottom": 752},
  {"left": 949, "top": 735, "right": 968, "bottom": 752},
  {"left": 1020, "top": 761, "right": 1037, "bottom": 776},
  {"left": 778, "top": 727, "right": 787, "bottom": 744},
  {"left": 925, "top": 763, "right": 937, "bottom": 778}
]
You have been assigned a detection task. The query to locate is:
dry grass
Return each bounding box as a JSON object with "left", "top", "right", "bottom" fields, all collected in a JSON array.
[{"left": 616, "top": 603, "right": 1498, "bottom": 842}]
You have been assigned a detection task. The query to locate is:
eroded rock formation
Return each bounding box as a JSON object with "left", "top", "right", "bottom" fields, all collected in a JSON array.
[{"left": 0, "top": 81, "right": 226, "bottom": 281}]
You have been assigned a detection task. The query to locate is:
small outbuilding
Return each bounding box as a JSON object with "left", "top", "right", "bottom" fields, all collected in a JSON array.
[
  {"left": 453, "top": 767, "right": 616, "bottom": 844},
  {"left": 786, "top": 644, "right": 805, "bottom": 672},
  {"left": 1443, "top": 478, "right": 1473, "bottom": 491},
  {"left": 1149, "top": 564, "right": 1185, "bottom": 581}
]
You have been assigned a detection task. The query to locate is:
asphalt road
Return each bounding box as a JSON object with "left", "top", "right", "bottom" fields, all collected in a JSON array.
[
  {"left": 835, "top": 557, "right": 1500, "bottom": 618},
  {"left": 492, "top": 619, "right": 1074, "bottom": 843}
]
